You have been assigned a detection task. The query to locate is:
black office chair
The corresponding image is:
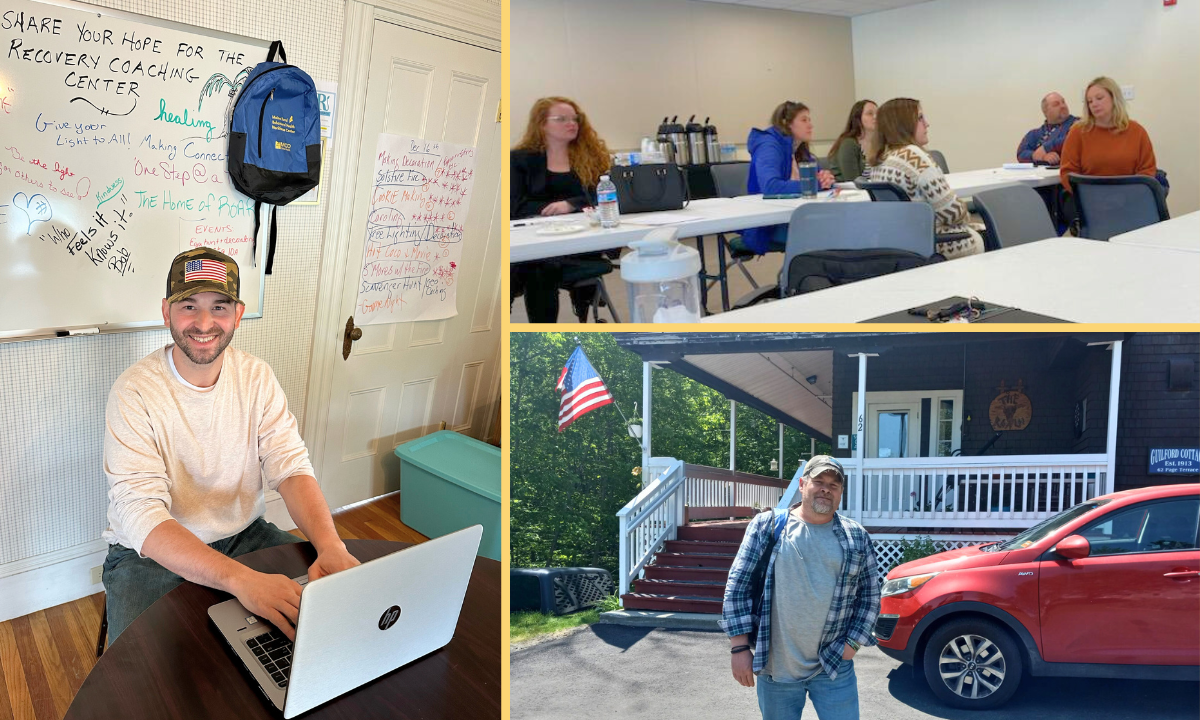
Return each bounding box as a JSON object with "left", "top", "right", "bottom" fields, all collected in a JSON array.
[
  {"left": 702, "top": 162, "right": 757, "bottom": 313},
  {"left": 562, "top": 258, "right": 619, "bottom": 322},
  {"left": 731, "top": 202, "right": 939, "bottom": 307},
  {"left": 972, "top": 184, "right": 1058, "bottom": 250},
  {"left": 1068, "top": 174, "right": 1170, "bottom": 241}
]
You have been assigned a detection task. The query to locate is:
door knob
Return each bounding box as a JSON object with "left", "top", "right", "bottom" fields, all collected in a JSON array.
[{"left": 342, "top": 316, "right": 363, "bottom": 360}]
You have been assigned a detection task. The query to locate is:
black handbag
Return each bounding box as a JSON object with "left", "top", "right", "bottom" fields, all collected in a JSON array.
[{"left": 607, "top": 163, "right": 690, "bottom": 214}]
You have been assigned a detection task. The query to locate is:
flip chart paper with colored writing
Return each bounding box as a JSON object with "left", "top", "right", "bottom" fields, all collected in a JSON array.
[
  {"left": 0, "top": 0, "right": 270, "bottom": 337},
  {"left": 355, "top": 133, "right": 477, "bottom": 325}
]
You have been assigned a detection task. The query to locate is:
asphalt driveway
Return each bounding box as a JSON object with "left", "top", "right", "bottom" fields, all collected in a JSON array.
[{"left": 510, "top": 625, "right": 1199, "bottom": 720}]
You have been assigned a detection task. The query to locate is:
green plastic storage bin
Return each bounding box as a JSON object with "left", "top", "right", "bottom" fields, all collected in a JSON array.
[{"left": 394, "top": 430, "right": 500, "bottom": 561}]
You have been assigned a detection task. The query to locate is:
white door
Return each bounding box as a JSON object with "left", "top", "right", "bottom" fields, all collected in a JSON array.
[
  {"left": 867, "top": 402, "right": 921, "bottom": 459},
  {"left": 318, "top": 20, "right": 501, "bottom": 512}
]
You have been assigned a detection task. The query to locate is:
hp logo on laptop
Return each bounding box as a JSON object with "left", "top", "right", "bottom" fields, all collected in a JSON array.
[{"left": 378, "top": 605, "right": 402, "bottom": 630}]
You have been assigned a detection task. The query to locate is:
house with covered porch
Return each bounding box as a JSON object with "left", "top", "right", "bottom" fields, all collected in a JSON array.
[{"left": 609, "top": 332, "right": 1199, "bottom": 615}]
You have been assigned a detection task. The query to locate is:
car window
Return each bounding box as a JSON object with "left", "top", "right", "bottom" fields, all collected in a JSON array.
[
  {"left": 1077, "top": 498, "right": 1200, "bottom": 556},
  {"left": 994, "top": 500, "right": 1109, "bottom": 551}
]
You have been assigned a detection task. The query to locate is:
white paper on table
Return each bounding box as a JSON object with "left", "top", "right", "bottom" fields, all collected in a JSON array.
[
  {"left": 623, "top": 210, "right": 708, "bottom": 225},
  {"left": 354, "top": 134, "right": 478, "bottom": 324}
]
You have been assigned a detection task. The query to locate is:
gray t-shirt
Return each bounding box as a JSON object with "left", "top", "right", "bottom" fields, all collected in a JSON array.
[{"left": 763, "top": 512, "right": 844, "bottom": 681}]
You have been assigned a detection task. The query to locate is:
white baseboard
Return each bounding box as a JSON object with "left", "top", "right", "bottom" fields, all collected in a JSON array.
[{"left": 0, "top": 544, "right": 109, "bottom": 623}]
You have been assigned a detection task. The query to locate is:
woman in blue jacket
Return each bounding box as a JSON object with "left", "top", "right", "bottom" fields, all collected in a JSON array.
[{"left": 743, "top": 101, "right": 836, "bottom": 254}]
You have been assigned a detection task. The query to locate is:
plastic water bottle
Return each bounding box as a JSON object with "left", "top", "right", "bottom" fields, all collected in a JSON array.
[{"left": 597, "top": 175, "right": 620, "bottom": 228}]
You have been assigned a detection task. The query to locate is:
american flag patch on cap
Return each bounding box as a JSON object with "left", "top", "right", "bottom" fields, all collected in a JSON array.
[{"left": 184, "top": 259, "right": 228, "bottom": 283}]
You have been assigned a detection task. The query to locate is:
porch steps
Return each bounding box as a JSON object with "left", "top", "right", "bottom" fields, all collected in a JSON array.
[
  {"left": 622, "top": 521, "right": 746, "bottom": 614},
  {"left": 663, "top": 540, "right": 739, "bottom": 554},
  {"left": 631, "top": 579, "right": 726, "bottom": 598}
]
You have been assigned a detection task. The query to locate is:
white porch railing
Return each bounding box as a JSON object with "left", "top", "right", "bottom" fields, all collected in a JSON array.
[
  {"left": 844, "top": 454, "right": 1110, "bottom": 528},
  {"left": 681, "top": 464, "right": 790, "bottom": 517},
  {"left": 617, "top": 457, "right": 687, "bottom": 597}
]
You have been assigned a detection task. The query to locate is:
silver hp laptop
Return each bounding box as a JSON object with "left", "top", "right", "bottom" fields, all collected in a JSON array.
[{"left": 208, "top": 525, "right": 482, "bottom": 718}]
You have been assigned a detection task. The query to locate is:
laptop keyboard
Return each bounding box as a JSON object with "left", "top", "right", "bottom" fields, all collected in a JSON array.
[
  {"left": 243, "top": 575, "right": 306, "bottom": 689},
  {"left": 247, "top": 628, "right": 293, "bottom": 688}
]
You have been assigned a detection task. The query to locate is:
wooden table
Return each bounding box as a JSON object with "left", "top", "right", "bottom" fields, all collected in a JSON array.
[{"left": 64, "top": 540, "right": 500, "bottom": 720}]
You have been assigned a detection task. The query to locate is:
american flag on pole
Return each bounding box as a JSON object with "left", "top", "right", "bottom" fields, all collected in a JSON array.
[
  {"left": 184, "top": 259, "right": 227, "bottom": 283},
  {"left": 556, "top": 346, "right": 614, "bottom": 432}
]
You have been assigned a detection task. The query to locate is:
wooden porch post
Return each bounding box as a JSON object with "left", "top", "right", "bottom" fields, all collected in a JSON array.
[
  {"left": 729, "top": 400, "right": 737, "bottom": 471},
  {"left": 642, "top": 362, "right": 652, "bottom": 480},
  {"left": 778, "top": 423, "right": 784, "bottom": 479},
  {"left": 1105, "top": 340, "right": 1123, "bottom": 495},
  {"left": 850, "top": 353, "right": 878, "bottom": 522}
]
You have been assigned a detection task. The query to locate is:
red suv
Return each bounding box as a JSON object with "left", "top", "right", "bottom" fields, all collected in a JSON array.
[{"left": 874, "top": 484, "right": 1199, "bottom": 709}]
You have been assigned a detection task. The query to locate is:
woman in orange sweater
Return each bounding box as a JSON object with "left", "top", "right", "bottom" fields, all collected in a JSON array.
[{"left": 1059, "top": 76, "right": 1157, "bottom": 192}]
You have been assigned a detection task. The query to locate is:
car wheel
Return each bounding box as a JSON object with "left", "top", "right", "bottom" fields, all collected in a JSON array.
[{"left": 922, "top": 618, "right": 1023, "bottom": 710}]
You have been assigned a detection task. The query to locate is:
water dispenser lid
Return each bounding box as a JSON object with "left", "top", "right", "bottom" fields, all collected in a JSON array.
[{"left": 620, "top": 228, "right": 702, "bottom": 283}]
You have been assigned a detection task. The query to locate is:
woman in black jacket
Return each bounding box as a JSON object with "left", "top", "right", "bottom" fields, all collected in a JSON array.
[{"left": 511, "top": 96, "right": 612, "bottom": 322}]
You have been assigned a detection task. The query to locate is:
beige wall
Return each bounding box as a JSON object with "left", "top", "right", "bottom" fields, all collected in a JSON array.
[
  {"left": 511, "top": 0, "right": 857, "bottom": 152},
  {"left": 852, "top": 0, "right": 1199, "bottom": 215}
]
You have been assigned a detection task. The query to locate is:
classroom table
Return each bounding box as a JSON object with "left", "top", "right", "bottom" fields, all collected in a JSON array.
[
  {"left": 943, "top": 166, "right": 1061, "bottom": 196},
  {"left": 508, "top": 166, "right": 1060, "bottom": 264},
  {"left": 64, "top": 540, "right": 500, "bottom": 720},
  {"left": 699, "top": 237, "right": 1200, "bottom": 324},
  {"left": 1108, "top": 211, "right": 1200, "bottom": 253}
]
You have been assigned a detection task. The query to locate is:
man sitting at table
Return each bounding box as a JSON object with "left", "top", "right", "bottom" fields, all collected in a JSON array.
[
  {"left": 100, "top": 247, "right": 360, "bottom": 646},
  {"left": 1016, "top": 92, "right": 1078, "bottom": 166}
]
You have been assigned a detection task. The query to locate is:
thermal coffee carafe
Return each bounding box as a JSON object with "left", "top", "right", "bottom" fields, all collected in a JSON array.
[
  {"left": 686, "top": 115, "right": 707, "bottom": 165},
  {"left": 657, "top": 116, "right": 688, "bottom": 165},
  {"left": 704, "top": 117, "right": 721, "bottom": 164}
]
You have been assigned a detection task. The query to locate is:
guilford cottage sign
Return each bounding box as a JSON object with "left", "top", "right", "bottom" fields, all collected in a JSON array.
[{"left": 1149, "top": 448, "right": 1200, "bottom": 475}]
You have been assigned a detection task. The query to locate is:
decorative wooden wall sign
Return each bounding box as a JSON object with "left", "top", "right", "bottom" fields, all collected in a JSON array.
[{"left": 990, "top": 380, "right": 1032, "bottom": 431}]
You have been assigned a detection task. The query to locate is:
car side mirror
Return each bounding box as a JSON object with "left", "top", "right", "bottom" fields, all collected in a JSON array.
[{"left": 1055, "top": 534, "right": 1090, "bottom": 560}]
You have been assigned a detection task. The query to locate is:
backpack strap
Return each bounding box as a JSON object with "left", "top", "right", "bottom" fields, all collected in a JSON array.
[
  {"left": 265, "top": 206, "right": 279, "bottom": 275},
  {"left": 267, "top": 40, "right": 287, "bottom": 63}
]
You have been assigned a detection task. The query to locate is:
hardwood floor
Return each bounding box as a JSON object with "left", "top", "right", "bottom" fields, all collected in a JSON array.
[{"left": 0, "top": 491, "right": 425, "bottom": 720}]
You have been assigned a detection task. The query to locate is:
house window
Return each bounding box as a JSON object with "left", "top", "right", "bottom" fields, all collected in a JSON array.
[{"left": 937, "top": 399, "right": 954, "bottom": 457}]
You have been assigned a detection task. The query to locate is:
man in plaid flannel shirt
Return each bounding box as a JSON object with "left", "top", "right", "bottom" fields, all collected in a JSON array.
[{"left": 721, "top": 455, "right": 880, "bottom": 719}]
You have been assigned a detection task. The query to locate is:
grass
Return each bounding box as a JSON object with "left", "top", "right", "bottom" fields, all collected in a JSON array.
[{"left": 510, "top": 595, "right": 622, "bottom": 644}]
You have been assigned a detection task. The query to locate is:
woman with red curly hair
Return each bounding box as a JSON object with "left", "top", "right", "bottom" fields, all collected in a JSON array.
[{"left": 511, "top": 97, "right": 613, "bottom": 322}]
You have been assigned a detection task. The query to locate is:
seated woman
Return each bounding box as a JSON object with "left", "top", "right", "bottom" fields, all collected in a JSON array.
[
  {"left": 743, "top": 101, "right": 836, "bottom": 255},
  {"left": 868, "top": 98, "right": 984, "bottom": 259},
  {"left": 510, "top": 96, "right": 612, "bottom": 323},
  {"left": 1059, "top": 76, "right": 1157, "bottom": 193},
  {"left": 827, "top": 99, "right": 877, "bottom": 182}
]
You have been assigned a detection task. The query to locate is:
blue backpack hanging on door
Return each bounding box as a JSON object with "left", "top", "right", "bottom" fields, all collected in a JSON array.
[{"left": 228, "top": 41, "right": 320, "bottom": 273}]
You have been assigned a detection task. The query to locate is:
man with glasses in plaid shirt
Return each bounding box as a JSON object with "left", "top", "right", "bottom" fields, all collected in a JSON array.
[{"left": 721, "top": 455, "right": 881, "bottom": 719}]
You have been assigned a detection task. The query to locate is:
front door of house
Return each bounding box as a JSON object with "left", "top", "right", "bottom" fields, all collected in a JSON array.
[{"left": 867, "top": 402, "right": 921, "bottom": 459}]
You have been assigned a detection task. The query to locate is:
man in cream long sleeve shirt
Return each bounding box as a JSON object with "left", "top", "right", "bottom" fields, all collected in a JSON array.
[{"left": 101, "top": 247, "right": 359, "bottom": 646}]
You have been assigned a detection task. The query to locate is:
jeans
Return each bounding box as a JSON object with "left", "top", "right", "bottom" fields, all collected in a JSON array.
[
  {"left": 756, "top": 659, "right": 859, "bottom": 720},
  {"left": 102, "top": 517, "right": 302, "bottom": 645}
]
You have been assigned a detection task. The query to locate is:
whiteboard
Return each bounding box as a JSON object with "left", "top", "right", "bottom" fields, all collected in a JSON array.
[{"left": 0, "top": 0, "right": 271, "bottom": 340}]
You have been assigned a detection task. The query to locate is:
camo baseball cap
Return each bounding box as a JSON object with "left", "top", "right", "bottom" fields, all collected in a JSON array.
[
  {"left": 803, "top": 455, "right": 846, "bottom": 485},
  {"left": 166, "top": 247, "right": 243, "bottom": 306}
]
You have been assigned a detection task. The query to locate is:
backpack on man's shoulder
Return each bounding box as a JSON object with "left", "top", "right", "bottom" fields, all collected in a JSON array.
[{"left": 228, "top": 41, "right": 321, "bottom": 273}]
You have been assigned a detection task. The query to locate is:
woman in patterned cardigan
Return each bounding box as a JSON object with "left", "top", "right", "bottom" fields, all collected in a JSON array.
[{"left": 868, "top": 98, "right": 984, "bottom": 259}]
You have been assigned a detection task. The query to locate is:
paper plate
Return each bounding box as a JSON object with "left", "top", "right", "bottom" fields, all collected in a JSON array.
[{"left": 536, "top": 223, "right": 587, "bottom": 235}]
